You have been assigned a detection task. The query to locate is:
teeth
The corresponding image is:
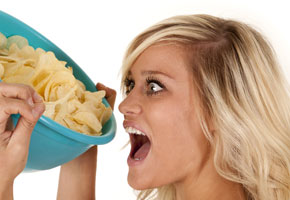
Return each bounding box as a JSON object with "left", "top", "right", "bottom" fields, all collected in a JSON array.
[
  {"left": 134, "top": 157, "right": 141, "bottom": 161},
  {"left": 125, "top": 127, "right": 146, "bottom": 136}
]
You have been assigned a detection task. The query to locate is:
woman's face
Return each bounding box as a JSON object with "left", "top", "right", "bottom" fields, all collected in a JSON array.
[{"left": 119, "top": 43, "right": 210, "bottom": 190}]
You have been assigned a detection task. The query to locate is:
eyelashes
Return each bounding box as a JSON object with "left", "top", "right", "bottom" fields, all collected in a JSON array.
[{"left": 124, "top": 76, "right": 166, "bottom": 96}]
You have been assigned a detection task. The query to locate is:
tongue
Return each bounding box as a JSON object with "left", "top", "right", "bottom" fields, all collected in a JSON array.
[{"left": 133, "top": 141, "right": 151, "bottom": 160}]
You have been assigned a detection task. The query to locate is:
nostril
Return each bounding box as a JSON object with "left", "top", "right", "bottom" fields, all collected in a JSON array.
[{"left": 125, "top": 110, "right": 137, "bottom": 115}]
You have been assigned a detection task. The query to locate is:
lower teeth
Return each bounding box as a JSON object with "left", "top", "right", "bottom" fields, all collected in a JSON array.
[{"left": 134, "top": 157, "right": 141, "bottom": 161}]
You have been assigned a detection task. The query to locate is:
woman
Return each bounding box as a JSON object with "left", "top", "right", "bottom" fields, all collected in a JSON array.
[
  {"left": 118, "top": 14, "right": 290, "bottom": 200},
  {"left": 58, "top": 14, "right": 290, "bottom": 200},
  {"left": 1, "top": 14, "right": 290, "bottom": 200}
]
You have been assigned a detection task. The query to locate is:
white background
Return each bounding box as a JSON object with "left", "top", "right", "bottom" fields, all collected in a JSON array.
[{"left": 1, "top": 0, "right": 290, "bottom": 199}]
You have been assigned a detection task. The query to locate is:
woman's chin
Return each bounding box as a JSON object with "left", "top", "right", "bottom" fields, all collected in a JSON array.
[
  {"left": 127, "top": 172, "right": 152, "bottom": 191},
  {"left": 128, "top": 181, "right": 146, "bottom": 191}
]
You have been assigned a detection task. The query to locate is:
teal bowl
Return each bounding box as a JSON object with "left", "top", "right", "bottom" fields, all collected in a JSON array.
[{"left": 0, "top": 11, "right": 117, "bottom": 172}]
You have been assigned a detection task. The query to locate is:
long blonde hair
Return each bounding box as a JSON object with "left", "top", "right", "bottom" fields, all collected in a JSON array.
[{"left": 120, "top": 14, "right": 290, "bottom": 200}]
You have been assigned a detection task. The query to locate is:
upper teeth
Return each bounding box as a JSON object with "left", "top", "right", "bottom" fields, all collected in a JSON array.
[{"left": 125, "top": 127, "right": 146, "bottom": 136}]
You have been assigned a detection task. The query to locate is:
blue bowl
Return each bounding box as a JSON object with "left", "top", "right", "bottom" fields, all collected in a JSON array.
[{"left": 0, "top": 11, "right": 117, "bottom": 172}]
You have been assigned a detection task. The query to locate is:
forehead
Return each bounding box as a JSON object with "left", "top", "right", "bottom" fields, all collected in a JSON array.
[{"left": 128, "top": 43, "right": 192, "bottom": 78}]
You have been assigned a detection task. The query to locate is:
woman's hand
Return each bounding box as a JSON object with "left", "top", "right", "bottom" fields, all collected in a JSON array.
[
  {"left": 96, "top": 83, "right": 116, "bottom": 109},
  {"left": 57, "top": 83, "right": 116, "bottom": 200},
  {"left": 0, "top": 82, "right": 45, "bottom": 200}
]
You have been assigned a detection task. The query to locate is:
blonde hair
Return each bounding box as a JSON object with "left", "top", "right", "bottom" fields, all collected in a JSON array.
[{"left": 120, "top": 14, "right": 290, "bottom": 200}]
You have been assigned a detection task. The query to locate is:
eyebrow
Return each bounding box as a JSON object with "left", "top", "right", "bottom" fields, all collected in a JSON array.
[{"left": 141, "top": 70, "right": 173, "bottom": 79}]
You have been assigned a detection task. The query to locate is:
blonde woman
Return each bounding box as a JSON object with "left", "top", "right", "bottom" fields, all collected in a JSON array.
[
  {"left": 57, "top": 14, "right": 290, "bottom": 200},
  {"left": 1, "top": 14, "right": 289, "bottom": 200}
]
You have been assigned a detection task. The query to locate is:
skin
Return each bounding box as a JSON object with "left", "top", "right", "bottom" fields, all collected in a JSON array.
[
  {"left": 0, "top": 82, "right": 45, "bottom": 200},
  {"left": 118, "top": 43, "right": 246, "bottom": 200},
  {"left": 57, "top": 83, "right": 116, "bottom": 200}
]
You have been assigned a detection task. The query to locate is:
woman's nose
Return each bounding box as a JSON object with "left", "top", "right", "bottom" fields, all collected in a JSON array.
[{"left": 118, "top": 92, "right": 142, "bottom": 116}]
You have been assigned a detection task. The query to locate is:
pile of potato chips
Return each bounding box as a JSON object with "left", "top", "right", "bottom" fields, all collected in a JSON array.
[{"left": 0, "top": 32, "right": 112, "bottom": 136}]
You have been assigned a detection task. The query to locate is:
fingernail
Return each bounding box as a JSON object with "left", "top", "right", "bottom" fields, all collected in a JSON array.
[
  {"left": 33, "top": 92, "right": 42, "bottom": 102},
  {"left": 97, "top": 83, "right": 105, "bottom": 88},
  {"left": 27, "top": 97, "right": 34, "bottom": 107},
  {"left": 32, "top": 105, "right": 44, "bottom": 118}
]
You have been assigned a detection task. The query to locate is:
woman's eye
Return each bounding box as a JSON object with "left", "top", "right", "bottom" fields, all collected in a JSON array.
[
  {"left": 148, "top": 82, "right": 163, "bottom": 93},
  {"left": 125, "top": 78, "right": 135, "bottom": 95},
  {"left": 127, "top": 82, "right": 135, "bottom": 94},
  {"left": 146, "top": 77, "right": 165, "bottom": 95}
]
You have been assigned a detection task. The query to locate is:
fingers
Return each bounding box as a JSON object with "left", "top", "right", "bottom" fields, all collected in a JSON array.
[
  {"left": 96, "top": 83, "right": 116, "bottom": 110},
  {"left": 0, "top": 98, "right": 37, "bottom": 133},
  {"left": 9, "top": 102, "right": 44, "bottom": 150},
  {"left": 0, "top": 82, "right": 45, "bottom": 150},
  {"left": 0, "top": 82, "right": 38, "bottom": 105},
  {"left": 0, "top": 83, "right": 44, "bottom": 133}
]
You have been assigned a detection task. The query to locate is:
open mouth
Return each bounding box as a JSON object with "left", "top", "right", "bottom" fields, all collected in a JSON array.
[{"left": 126, "top": 127, "right": 151, "bottom": 161}]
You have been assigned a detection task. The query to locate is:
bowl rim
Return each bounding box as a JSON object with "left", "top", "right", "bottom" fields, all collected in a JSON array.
[{"left": 0, "top": 10, "right": 117, "bottom": 145}]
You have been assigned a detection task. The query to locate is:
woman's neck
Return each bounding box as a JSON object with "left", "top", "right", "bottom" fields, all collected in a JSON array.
[{"left": 174, "top": 157, "right": 246, "bottom": 200}]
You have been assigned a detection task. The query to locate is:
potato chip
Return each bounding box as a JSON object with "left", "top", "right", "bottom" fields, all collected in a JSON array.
[
  {"left": 6, "top": 35, "right": 28, "bottom": 49},
  {"left": 0, "top": 32, "right": 7, "bottom": 49},
  {"left": 0, "top": 32, "right": 112, "bottom": 136},
  {"left": 0, "top": 63, "right": 4, "bottom": 78}
]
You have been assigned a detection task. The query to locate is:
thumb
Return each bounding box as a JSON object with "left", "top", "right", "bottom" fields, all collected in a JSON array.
[{"left": 8, "top": 103, "right": 45, "bottom": 150}]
